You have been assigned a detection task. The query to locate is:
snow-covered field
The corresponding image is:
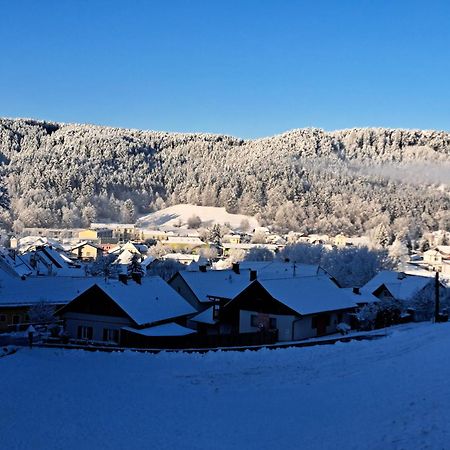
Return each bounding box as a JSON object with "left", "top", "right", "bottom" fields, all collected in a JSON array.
[
  {"left": 137, "top": 204, "right": 259, "bottom": 230},
  {"left": 2, "top": 323, "right": 450, "bottom": 449}
]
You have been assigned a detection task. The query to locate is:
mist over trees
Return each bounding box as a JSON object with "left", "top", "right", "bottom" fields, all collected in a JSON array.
[{"left": 0, "top": 118, "right": 449, "bottom": 239}]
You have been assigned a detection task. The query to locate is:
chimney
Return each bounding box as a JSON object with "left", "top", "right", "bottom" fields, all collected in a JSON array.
[
  {"left": 249, "top": 270, "right": 257, "bottom": 281},
  {"left": 352, "top": 287, "right": 360, "bottom": 295},
  {"left": 118, "top": 274, "right": 128, "bottom": 285},
  {"left": 131, "top": 273, "right": 142, "bottom": 284},
  {"left": 232, "top": 262, "right": 240, "bottom": 274},
  {"left": 199, "top": 265, "right": 207, "bottom": 273}
]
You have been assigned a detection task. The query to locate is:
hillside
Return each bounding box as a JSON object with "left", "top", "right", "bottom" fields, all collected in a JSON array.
[
  {"left": 137, "top": 204, "right": 259, "bottom": 230},
  {"left": 0, "top": 118, "right": 449, "bottom": 239},
  {"left": 2, "top": 323, "right": 450, "bottom": 449}
]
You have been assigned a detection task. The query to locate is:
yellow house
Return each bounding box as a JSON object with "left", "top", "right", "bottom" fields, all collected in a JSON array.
[
  {"left": 71, "top": 242, "right": 102, "bottom": 260},
  {"left": 78, "top": 228, "right": 114, "bottom": 243},
  {"left": 334, "top": 234, "right": 348, "bottom": 247}
]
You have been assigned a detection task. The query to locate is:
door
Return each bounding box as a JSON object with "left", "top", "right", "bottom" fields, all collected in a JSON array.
[{"left": 315, "top": 314, "right": 328, "bottom": 336}]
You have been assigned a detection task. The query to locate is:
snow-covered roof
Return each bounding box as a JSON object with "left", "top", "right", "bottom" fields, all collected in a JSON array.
[
  {"left": 342, "top": 288, "right": 379, "bottom": 304},
  {"left": 90, "top": 277, "right": 197, "bottom": 326},
  {"left": 122, "top": 323, "right": 196, "bottom": 337},
  {"left": 222, "top": 243, "right": 278, "bottom": 251},
  {"left": 71, "top": 241, "right": 102, "bottom": 250},
  {"left": 189, "top": 306, "right": 217, "bottom": 324},
  {"left": 361, "top": 271, "right": 434, "bottom": 301},
  {"left": 166, "top": 236, "right": 205, "bottom": 245},
  {"left": 0, "top": 249, "right": 33, "bottom": 277},
  {"left": 113, "top": 249, "right": 137, "bottom": 265},
  {"left": 176, "top": 269, "right": 253, "bottom": 302},
  {"left": 18, "top": 236, "right": 64, "bottom": 252},
  {"left": 163, "top": 253, "right": 201, "bottom": 262},
  {"left": 0, "top": 272, "right": 100, "bottom": 307},
  {"left": 258, "top": 276, "right": 358, "bottom": 315},
  {"left": 141, "top": 256, "right": 156, "bottom": 268},
  {"left": 436, "top": 246, "right": 450, "bottom": 257},
  {"left": 236, "top": 261, "right": 328, "bottom": 280}
]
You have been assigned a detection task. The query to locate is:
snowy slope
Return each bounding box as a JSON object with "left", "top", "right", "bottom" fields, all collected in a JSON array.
[
  {"left": 2, "top": 323, "right": 450, "bottom": 449},
  {"left": 137, "top": 204, "right": 259, "bottom": 231}
]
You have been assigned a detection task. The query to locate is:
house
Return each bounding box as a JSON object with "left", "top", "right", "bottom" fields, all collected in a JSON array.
[
  {"left": 219, "top": 276, "right": 357, "bottom": 341},
  {"left": 23, "top": 246, "right": 85, "bottom": 276},
  {"left": 334, "top": 234, "right": 348, "bottom": 247},
  {"left": 163, "top": 236, "right": 207, "bottom": 252},
  {"left": 70, "top": 242, "right": 103, "bottom": 260},
  {"left": 359, "top": 270, "right": 447, "bottom": 321},
  {"left": 169, "top": 265, "right": 255, "bottom": 311},
  {"left": 91, "top": 223, "right": 144, "bottom": 242},
  {"left": 361, "top": 271, "right": 438, "bottom": 304},
  {"left": 57, "top": 277, "right": 197, "bottom": 346},
  {"left": 163, "top": 253, "right": 207, "bottom": 266},
  {"left": 0, "top": 270, "right": 99, "bottom": 332},
  {"left": 78, "top": 228, "right": 114, "bottom": 244},
  {"left": 221, "top": 243, "right": 279, "bottom": 257},
  {"left": 423, "top": 246, "right": 450, "bottom": 272},
  {"left": 141, "top": 229, "right": 169, "bottom": 242}
]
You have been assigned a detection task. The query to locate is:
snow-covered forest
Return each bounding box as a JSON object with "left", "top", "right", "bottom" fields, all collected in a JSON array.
[{"left": 0, "top": 118, "right": 449, "bottom": 238}]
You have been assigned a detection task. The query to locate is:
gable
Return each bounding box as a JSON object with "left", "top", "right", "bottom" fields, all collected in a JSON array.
[
  {"left": 223, "top": 281, "right": 298, "bottom": 317},
  {"left": 58, "top": 285, "right": 132, "bottom": 321},
  {"left": 372, "top": 284, "right": 394, "bottom": 300}
]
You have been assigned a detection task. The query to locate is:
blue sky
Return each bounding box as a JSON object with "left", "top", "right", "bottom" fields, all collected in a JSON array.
[{"left": 1, "top": 0, "right": 449, "bottom": 138}]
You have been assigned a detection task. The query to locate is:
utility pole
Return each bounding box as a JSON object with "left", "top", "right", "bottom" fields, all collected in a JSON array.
[{"left": 434, "top": 271, "right": 440, "bottom": 323}]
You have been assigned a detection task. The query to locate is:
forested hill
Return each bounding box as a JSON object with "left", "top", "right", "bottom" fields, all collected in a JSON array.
[{"left": 0, "top": 118, "right": 449, "bottom": 239}]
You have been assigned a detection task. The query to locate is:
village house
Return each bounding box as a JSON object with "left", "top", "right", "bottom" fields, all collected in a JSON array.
[
  {"left": 172, "top": 261, "right": 356, "bottom": 342},
  {"left": 162, "top": 236, "right": 207, "bottom": 252},
  {"left": 0, "top": 269, "right": 98, "bottom": 332},
  {"left": 361, "top": 271, "right": 439, "bottom": 304},
  {"left": 78, "top": 228, "right": 114, "bottom": 244},
  {"left": 91, "top": 223, "right": 144, "bottom": 242},
  {"left": 57, "top": 276, "right": 197, "bottom": 346},
  {"left": 70, "top": 242, "right": 103, "bottom": 260},
  {"left": 422, "top": 246, "right": 450, "bottom": 274},
  {"left": 169, "top": 264, "right": 254, "bottom": 311},
  {"left": 141, "top": 229, "right": 169, "bottom": 242},
  {"left": 219, "top": 276, "right": 357, "bottom": 341},
  {"left": 360, "top": 271, "right": 447, "bottom": 321},
  {"left": 221, "top": 242, "right": 279, "bottom": 257}
]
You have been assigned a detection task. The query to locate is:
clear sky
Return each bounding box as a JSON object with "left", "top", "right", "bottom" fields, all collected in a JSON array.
[{"left": 1, "top": 0, "right": 449, "bottom": 138}]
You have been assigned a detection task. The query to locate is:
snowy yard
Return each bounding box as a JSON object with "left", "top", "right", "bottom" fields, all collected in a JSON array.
[{"left": 2, "top": 323, "right": 450, "bottom": 449}]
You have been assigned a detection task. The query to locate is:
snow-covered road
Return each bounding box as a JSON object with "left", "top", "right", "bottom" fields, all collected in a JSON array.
[{"left": 2, "top": 323, "right": 450, "bottom": 449}]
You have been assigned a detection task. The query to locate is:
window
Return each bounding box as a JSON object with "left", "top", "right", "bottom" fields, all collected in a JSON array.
[
  {"left": 213, "top": 304, "right": 220, "bottom": 320},
  {"left": 12, "top": 315, "right": 21, "bottom": 325},
  {"left": 103, "top": 328, "right": 119, "bottom": 343},
  {"left": 251, "top": 314, "right": 258, "bottom": 327},
  {"left": 77, "top": 326, "right": 93, "bottom": 340},
  {"left": 0, "top": 314, "right": 6, "bottom": 322},
  {"left": 269, "top": 318, "right": 277, "bottom": 329}
]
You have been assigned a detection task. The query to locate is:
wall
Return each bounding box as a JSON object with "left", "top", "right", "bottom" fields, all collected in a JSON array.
[
  {"left": 238, "top": 310, "right": 349, "bottom": 342},
  {"left": 63, "top": 312, "right": 132, "bottom": 342},
  {"left": 239, "top": 309, "right": 296, "bottom": 341}
]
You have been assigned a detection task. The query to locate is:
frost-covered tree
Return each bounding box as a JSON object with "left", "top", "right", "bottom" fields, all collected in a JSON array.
[
  {"left": 245, "top": 247, "right": 274, "bottom": 262},
  {"left": 187, "top": 215, "right": 202, "bottom": 229},
  {"left": 147, "top": 259, "right": 185, "bottom": 281},
  {"left": 1, "top": 118, "right": 450, "bottom": 236},
  {"left": 28, "top": 301, "right": 56, "bottom": 324}
]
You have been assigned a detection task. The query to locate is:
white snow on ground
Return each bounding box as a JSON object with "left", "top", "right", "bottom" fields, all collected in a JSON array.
[
  {"left": 137, "top": 204, "right": 259, "bottom": 230},
  {"left": 2, "top": 323, "right": 450, "bottom": 449}
]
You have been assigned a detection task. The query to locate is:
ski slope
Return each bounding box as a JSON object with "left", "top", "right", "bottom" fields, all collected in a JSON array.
[
  {"left": 2, "top": 323, "right": 450, "bottom": 449},
  {"left": 137, "top": 204, "right": 259, "bottom": 231}
]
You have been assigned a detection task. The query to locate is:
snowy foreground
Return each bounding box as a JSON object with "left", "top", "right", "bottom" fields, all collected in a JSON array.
[{"left": 2, "top": 324, "right": 450, "bottom": 450}]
